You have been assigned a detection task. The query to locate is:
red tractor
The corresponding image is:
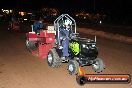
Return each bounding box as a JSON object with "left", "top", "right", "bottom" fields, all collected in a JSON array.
[{"left": 25, "top": 25, "right": 56, "bottom": 60}]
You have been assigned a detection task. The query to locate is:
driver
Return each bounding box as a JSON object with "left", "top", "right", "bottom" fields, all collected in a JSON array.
[{"left": 59, "top": 19, "right": 73, "bottom": 61}]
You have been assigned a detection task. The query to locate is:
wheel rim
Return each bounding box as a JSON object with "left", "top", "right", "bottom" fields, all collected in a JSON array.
[
  {"left": 92, "top": 61, "right": 100, "bottom": 70},
  {"left": 48, "top": 53, "right": 53, "bottom": 64},
  {"left": 26, "top": 40, "right": 29, "bottom": 47},
  {"left": 68, "top": 64, "right": 74, "bottom": 72}
]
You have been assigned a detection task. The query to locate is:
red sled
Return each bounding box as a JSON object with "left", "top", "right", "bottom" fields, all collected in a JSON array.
[{"left": 25, "top": 26, "right": 55, "bottom": 60}]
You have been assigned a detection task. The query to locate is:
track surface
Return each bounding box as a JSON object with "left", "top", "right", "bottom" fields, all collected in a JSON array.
[{"left": 0, "top": 24, "right": 132, "bottom": 88}]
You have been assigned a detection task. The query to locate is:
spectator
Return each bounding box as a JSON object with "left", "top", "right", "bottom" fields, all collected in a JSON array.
[{"left": 33, "top": 18, "right": 43, "bottom": 34}]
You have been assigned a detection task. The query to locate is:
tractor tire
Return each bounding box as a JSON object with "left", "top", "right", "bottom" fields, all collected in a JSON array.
[
  {"left": 47, "top": 48, "right": 62, "bottom": 68},
  {"left": 26, "top": 39, "right": 37, "bottom": 52},
  {"left": 92, "top": 58, "right": 105, "bottom": 73},
  {"left": 68, "top": 60, "right": 79, "bottom": 75}
]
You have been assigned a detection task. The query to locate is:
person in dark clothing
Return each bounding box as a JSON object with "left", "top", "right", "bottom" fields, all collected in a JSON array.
[
  {"left": 33, "top": 18, "right": 43, "bottom": 34},
  {"left": 59, "top": 19, "right": 73, "bottom": 61}
]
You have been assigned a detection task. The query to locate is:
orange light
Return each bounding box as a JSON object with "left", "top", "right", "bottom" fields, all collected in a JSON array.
[
  {"left": 19, "top": 12, "right": 25, "bottom": 16},
  {"left": 78, "top": 67, "right": 85, "bottom": 76}
]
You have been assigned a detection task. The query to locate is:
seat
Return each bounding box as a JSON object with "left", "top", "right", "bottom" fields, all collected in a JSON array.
[{"left": 46, "top": 26, "right": 56, "bottom": 34}]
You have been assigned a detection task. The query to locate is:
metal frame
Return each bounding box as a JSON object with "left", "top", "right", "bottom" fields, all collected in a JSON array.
[{"left": 54, "top": 14, "right": 77, "bottom": 45}]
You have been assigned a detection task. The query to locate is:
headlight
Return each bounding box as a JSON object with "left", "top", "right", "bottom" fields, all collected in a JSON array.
[
  {"left": 82, "top": 44, "right": 86, "bottom": 48},
  {"left": 92, "top": 44, "right": 95, "bottom": 47},
  {"left": 24, "top": 19, "right": 27, "bottom": 21}
]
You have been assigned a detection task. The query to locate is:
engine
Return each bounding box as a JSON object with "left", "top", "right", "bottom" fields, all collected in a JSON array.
[
  {"left": 69, "top": 38, "right": 98, "bottom": 66},
  {"left": 80, "top": 40, "right": 98, "bottom": 60}
]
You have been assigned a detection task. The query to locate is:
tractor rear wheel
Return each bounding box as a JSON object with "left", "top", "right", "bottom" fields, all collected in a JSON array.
[{"left": 47, "top": 48, "right": 62, "bottom": 68}]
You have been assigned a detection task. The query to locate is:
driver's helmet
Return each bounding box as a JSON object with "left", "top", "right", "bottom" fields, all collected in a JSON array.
[
  {"left": 64, "top": 19, "right": 72, "bottom": 26},
  {"left": 39, "top": 20, "right": 42, "bottom": 23},
  {"left": 63, "top": 19, "right": 72, "bottom": 29}
]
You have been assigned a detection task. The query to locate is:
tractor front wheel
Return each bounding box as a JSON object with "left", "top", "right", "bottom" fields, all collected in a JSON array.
[
  {"left": 67, "top": 60, "right": 79, "bottom": 75},
  {"left": 92, "top": 58, "right": 105, "bottom": 73},
  {"left": 47, "top": 48, "right": 62, "bottom": 68}
]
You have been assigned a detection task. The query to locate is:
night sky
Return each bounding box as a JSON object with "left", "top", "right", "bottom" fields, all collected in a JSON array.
[{"left": 0, "top": 0, "right": 132, "bottom": 15}]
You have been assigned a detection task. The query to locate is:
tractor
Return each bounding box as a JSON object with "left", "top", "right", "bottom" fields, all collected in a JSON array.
[
  {"left": 25, "top": 24, "right": 56, "bottom": 59},
  {"left": 26, "top": 14, "right": 105, "bottom": 85},
  {"left": 47, "top": 14, "right": 105, "bottom": 74}
]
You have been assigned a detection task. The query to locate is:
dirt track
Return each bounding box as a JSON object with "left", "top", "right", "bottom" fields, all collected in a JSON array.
[{"left": 0, "top": 24, "right": 132, "bottom": 88}]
